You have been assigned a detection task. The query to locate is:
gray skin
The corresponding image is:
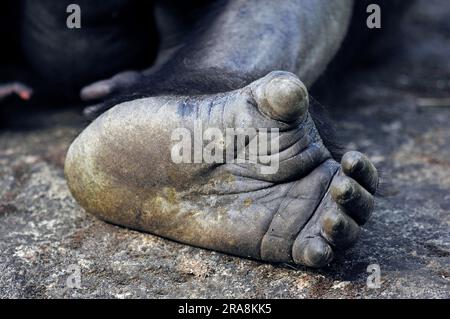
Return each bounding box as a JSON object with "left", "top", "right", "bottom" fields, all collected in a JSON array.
[{"left": 65, "top": 0, "right": 379, "bottom": 268}]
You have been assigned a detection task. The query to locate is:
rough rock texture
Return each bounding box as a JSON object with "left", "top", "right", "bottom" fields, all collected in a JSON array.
[{"left": 0, "top": 0, "right": 449, "bottom": 298}]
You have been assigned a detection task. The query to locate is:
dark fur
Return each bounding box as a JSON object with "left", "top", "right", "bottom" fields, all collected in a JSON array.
[{"left": 19, "top": 0, "right": 157, "bottom": 98}]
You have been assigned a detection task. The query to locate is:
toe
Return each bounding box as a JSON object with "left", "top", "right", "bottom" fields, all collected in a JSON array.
[
  {"left": 292, "top": 236, "right": 334, "bottom": 268},
  {"left": 252, "top": 71, "right": 308, "bottom": 123},
  {"left": 330, "top": 175, "right": 374, "bottom": 225},
  {"left": 321, "top": 210, "right": 360, "bottom": 249},
  {"left": 341, "top": 151, "right": 378, "bottom": 194}
]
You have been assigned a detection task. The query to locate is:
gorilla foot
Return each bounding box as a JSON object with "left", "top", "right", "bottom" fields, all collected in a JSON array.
[{"left": 65, "top": 71, "right": 378, "bottom": 268}]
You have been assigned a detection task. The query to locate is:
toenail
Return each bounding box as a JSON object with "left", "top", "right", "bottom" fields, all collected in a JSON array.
[
  {"left": 343, "top": 153, "right": 364, "bottom": 173},
  {"left": 323, "top": 212, "right": 345, "bottom": 235}
]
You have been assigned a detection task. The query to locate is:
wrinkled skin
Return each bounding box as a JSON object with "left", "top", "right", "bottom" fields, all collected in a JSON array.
[
  {"left": 2, "top": 0, "right": 382, "bottom": 267},
  {"left": 66, "top": 71, "right": 378, "bottom": 267}
]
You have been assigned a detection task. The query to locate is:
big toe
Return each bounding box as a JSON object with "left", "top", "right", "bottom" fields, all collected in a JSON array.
[
  {"left": 252, "top": 71, "right": 309, "bottom": 123},
  {"left": 342, "top": 151, "right": 379, "bottom": 194}
]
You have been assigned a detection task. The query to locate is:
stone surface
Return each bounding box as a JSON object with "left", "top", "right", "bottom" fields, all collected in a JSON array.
[{"left": 0, "top": 0, "right": 449, "bottom": 298}]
